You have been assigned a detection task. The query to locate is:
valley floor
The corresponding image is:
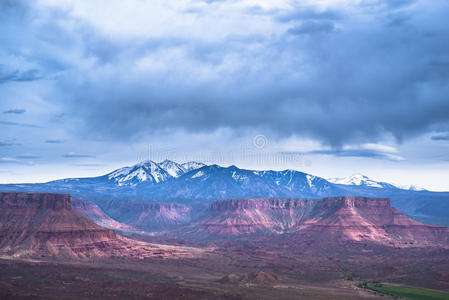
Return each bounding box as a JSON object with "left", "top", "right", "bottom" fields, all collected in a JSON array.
[
  {"left": 1, "top": 237, "right": 449, "bottom": 300},
  {"left": 0, "top": 257, "right": 383, "bottom": 300}
]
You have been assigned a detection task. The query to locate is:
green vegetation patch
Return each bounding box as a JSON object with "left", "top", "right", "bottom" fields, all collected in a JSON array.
[{"left": 361, "top": 282, "right": 449, "bottom": 300}]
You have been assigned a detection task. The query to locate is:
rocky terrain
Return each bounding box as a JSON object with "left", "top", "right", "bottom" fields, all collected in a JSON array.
[
  {"left": 299, "top": 196, "right": 449, "bottom": 246},
  {"left": 219, "top": 271, "right": 282, "bottom": 284},
  {"left": 72, "top": 198, "right": 137, "bottom": 231},
  {"left": 1, "top": 192, "right": 449, "bottom": 299},
  {"left": 192, "top": 198, "right": 317, "bottom": 235},
  {"left": 2, "top": 160, "right": 449, "bottom": 227},
  {"left": 179, "top": 196, "right": 449, "bottom": 247},
  {"left": 93, "top": 199, "right": 193, "bottom": 231},
  {"left": 0, "top": 192, "right": 206, "bottom": 260}
]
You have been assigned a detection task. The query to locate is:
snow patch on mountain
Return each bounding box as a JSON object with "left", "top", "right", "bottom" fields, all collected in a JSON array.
[
  {"left": 159, "top": 160, "right": 186, "bottom": 178},
  {"left": 328, "top": 174, "right": 382, "bottom": 188},
  {"left": 191, "top": 170, "right": 205, "bottom": 178},
  {"left": 182, "top": 161, "right": 206, "bottom": 172},
  {"left": 232, "top": 171, "right": 249, "bottom": 183},
  {"left": 396, "top": 184, "right": 427, "bottom": 191},
  {"left": 327, "top": 173, "right": 396, "bottom": 189},
  {"left": 107, "top": 161, "right": 169, "bottom": 186},
  {"left": 306, "top": 174, "right": 316, "bottom": 188},
  {"left": 107, "top": 160, "right": 205, "bottom": 186}
]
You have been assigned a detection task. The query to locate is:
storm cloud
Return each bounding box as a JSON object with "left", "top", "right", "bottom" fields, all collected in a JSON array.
[
  {"left": 3, "top": 109, "right": 26, "bottom": 114},
  {"left": 1, "top": 0, "right": 449, "bottom": 148},
  {"left": 62, "top": 153, "right": 96, "bottom": 159},
  {"left": 1, "top": 1, "right": 449, "bottom": 189},
  {"left": 431, "top": 133, "right": 449, "bottom": 141}
]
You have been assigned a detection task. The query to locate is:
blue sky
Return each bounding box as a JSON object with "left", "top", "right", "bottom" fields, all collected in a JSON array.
[{"left": 1, "top": 0, "right": 449, "bottom": 190}]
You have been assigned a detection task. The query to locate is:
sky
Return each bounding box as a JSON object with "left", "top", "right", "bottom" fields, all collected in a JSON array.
[{"left": 1, "top": 0, "right": 449, "bottom": 190}]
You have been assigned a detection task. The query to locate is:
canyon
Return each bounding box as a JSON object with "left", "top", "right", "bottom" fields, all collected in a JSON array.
[
  {"left": 1, "top": 191, "right": 449, "bottom": 299},
  {"left": 103, "top": 196, "right": 449, "bottom": 248},
  {"left": 0, "top": 192, "right": 205, "bottom": 260},
  {"left": 3, "top": 161, "right": 449, "bottom": 228}
]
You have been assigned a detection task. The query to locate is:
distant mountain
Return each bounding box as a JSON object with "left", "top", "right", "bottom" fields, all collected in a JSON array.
[
  {"left": 106, "top": 160, "right": 206, "bottom": 186},
  {"left": 328, "top": 173, "right": 398, "bottom": 189},
  {"left": 396, "top": 184, "right": 427, "bottom": 191},
  {"left": 181, "top": 161, "right": 207, "bottom": 172},
  {"left": 1, "top": 160, "right": 448, "bottom": 227},
  {"left": 145, "top": 165, "right": 342, "bottom": 201},
  {"left": 107, "top": 160, "right": 171, "bottom": 186},
  {"left": 0, "top": 160, "right": 342, "bottom": 201},
  {"left": 328, "top": 174, "right": 428, "bottom": 192},
  {"left": 159, "top": 159, "right": 186, "bottom": 177}
]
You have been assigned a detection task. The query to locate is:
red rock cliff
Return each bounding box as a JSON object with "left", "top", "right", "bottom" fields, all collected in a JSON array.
[
  {"left": 191, "top": 196, "right": 449, "bottom": 247},
  {"left": 0, "top": 192, "right": 208, "bottom": 260},
  {"left": 209, "top": 198, "right": 316, "bottom": 210},
  {"left": 0, "top": 192, "right": 72, "bottom": 209},
  {"left": 317, "top": 196, "right": 390, "bottom": 209}
]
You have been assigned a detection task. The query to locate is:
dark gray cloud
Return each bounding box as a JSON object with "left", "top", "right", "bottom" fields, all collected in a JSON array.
[
  {"left": 62, "top": 153, "right": 96, "bottom": 158},
  {"left": 386, "top": 13, "right": 411, "bottom": 27},
  {"left": 0, "top": 141, "right": 20, "bottom": 146},
  {"left": 358, "top": 0, "right": 417, "bottom": 10},
  {"left": 3, "top": 109, "right": 26, "bottom": 114},
  {"left": 287, "top": 21, "right": 335, "bottom": 35},
  {"left": 431, "top": 133, "right": 449, "bottom": 141},
  {"left": 44, "top": 139, "right": 64, "bottom": 144},
  {"left": 304, "top": 149, "right": 401, "bottom": 161},
  {"left": 0, "top": 158, "right": 33, "bottom": 165},
  {"left": 16, "top": 154, "right": 40, "bottom": 159},
  {"left": 0, "top": 66, "right": 42, "bottom": 84},
  {"left": 201, "top": 0, "right": 227, "bottom": 3},
  {"left": 73, "top": 163, "right": 105, "bottom": 167},
  {"left": 1, "top": 0, "right": 449, "bottom": 150},
  {"left": 386, "top": 0, "right": 417, "bottom": 9},
  {"left": 275, "top": 8, "right": 341, "bottom": 23},
  {"left": 0, "top": 121, "right": 39, "bottom": 128}
]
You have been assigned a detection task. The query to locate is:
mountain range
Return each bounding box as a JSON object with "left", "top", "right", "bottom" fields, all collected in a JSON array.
[
  {"left": 0, "top": 160, "right": 448, "bottom": 228},
  {"left": 328, "top": 173, "right": 426, "bottom": 191},
  {"left": 106, "top": 160, "right": 206, "bottom": 186},
  {"left": 327, "top": 173, "right": 398, "bottom": 189}
]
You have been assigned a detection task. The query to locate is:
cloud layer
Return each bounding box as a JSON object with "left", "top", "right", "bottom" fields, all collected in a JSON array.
[
  {"left": 1, "top": 0, "right": 449, "bottom": 147},
  {"left": 1, "top": 0, "right": 449, "bottom": 189}
]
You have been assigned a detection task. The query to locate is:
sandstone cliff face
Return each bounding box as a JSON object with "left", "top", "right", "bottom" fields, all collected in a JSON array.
[
  {"left": 0, "top": 192, "right": 118, "bottom": 258},
  {"left": 72, "top": 198, "right": 136, "bottom": 231},
  {"left": 209, "top": 198, "right": 316, "bottom": 210},
  {"left": 0, "top": 192, "right": 205, "bottom": 259},
  {"left": 128, "top": 203, "right": 192, "bottom": 230},
  {"left": 199, "top": 198, "right": 317, "bottom": 235},
  {"left": 192, "top": 196, "right": 449, "bottom": 247},
  {"left": 98, "top": 200, "right": 192, "bottom": 231},
  {"left": 0, "top": 192, "right": 72, "bottom": 209}
]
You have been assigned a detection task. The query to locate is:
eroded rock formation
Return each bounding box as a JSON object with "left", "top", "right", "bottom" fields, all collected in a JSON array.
[
  {"left": 191, "top": 196, "right": 449, "bottom": 247},
  {"left": 0, "top": 192, "right": 205, "bottom": 259}
]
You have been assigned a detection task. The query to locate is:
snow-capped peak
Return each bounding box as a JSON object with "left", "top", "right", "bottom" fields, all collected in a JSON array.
[
  {"left": 327, "top": 173, "right": 395, "bottom": 189},
  {"left": 106, "top": 160, "right": 206, "bottom": 186},
  {"left": 107, "top": 160, "right": 170, "bottom": 186},
  {"left": 396, "top": 184, "right": 427, "bottom": 191},
  {"left": 158, "top": 160, "right": 186, "bottom": 178},
  {"left": 181, "top": 161, "right": 206, "bottom": 172}
]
